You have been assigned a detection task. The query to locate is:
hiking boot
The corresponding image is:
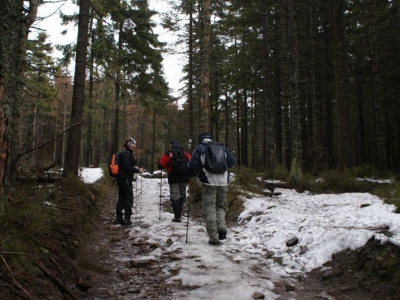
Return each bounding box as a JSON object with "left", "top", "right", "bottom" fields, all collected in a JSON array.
[
  {"left": 172, "top": 199, "right": 182, "bottom": 220},
  {"left": 113, "top": 220, "right": 127, "bottom": 225},
  {"left": 172, "top": 218, "right": 182, "bottom": 223},
  {"left": 218, "top": 231, "right": 227, "bottom": 240},
  {"left": 208, "top": 239, "right": 220, "bottom": 245},
  {"left": 124, "top": 219, "right": 132, "bottom": 225}
]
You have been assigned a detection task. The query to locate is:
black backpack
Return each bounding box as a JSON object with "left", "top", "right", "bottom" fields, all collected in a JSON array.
[
  {"left": 203, "top": 141, "right": 227, "bottom": 173},
  {"left": 170, "top": 146, "right": 189, "bottom": 175}
]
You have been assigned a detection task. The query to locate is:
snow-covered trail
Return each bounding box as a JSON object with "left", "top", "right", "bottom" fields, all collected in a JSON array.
[
  {"left": 129, "top": 175, "right": 281, "bottom": 299},
  {"left": 81, "top": 168, "right": 400, "bottom": 299}
]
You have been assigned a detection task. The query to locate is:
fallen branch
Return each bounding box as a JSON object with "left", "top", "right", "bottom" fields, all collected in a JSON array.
[
  {"left": 34, "top": 259, "right": 77, "bottom": 300},
  {"left": 0, "top": 234, "right": 12, "bottom": 245},
  {"left": 1, "top": 252, "right": 31, "bottom": 256},
  {"left": 0, "top": 282, "right": 30, "bottom": 300},
  {"left": 1, "top": 254, "right": 32, "bottom": 299}
]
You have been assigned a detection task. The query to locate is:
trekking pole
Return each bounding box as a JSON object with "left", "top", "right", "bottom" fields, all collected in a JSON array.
[
  {"left": 139, "top": 167, "right": 143, "bottom": 226},
  {"left": 131, "top": 179, "right": 134, "bottom": 224},
  {"left": 185, "top": 180, "right": 191, "bottom": 244},
  {"left": 133, "top": 175, "right": 137, "bottom": 225},
  {"left": 159, "top": 171, "right": 162, "bottom": 221},
  {"left": 140, "top": 167, "right": 143, "bottom": 195}
]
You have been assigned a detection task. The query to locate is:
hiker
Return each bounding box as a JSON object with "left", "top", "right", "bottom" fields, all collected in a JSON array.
[
  {"left": 187, "top": 132, "right": 236, "bottom": 245},
  {"left": 114, "top": 137, "right": 143, "bottom": 225},
  {"left": 158, "top": 140, "right": 191, "bottom": 222}
]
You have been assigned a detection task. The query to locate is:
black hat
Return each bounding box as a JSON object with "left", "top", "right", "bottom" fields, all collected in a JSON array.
[
  {"left": 169, "top": 140, "right": 178, "bottom": 146},
  {"left": 197, "top": 132, "right": 211, "bottom": 144}
]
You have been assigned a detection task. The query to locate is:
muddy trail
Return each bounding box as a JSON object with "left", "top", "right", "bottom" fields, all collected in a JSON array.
[
  {"left": 79, "top": 189, "right": 177, "bottom": 299},
  {"left": 78, "top": 180, "right": 400, "bottom": 300}
]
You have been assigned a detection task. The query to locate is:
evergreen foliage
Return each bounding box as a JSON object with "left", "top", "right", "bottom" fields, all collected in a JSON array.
[{"left": 2, "top": 0, "right": 400, "bottom": 189}]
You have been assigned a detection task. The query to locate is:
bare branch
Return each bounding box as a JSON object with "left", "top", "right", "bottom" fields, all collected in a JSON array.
[
  {"left": 12, "top": 122, "right": 84, "bottom": 174},
  {"left": 26, "top": 0, "right": 39, "bottom": 28},
  {"left": 17, "top": 122, "right": 83, "bottom": 159},
  {"left": 1, "top": 255, "right": 32, "bottom": 299}
]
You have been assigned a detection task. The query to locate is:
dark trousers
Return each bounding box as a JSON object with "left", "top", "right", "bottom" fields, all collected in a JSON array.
[
  {"left": 116, "top": 178, "right": 133, "bottom": 221},
  {"left": 170, "top": 183, "right": 187, "bottom": 219}
]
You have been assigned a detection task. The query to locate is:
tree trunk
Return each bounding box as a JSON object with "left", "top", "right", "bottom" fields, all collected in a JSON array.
[
  {"left": 281, "top": 0, "right": 291, "bottom": 171},
  {"left": 236, "top": 91, "right": 241, "bottom": 166},
  {"left": 85, "top": 15, "right": 94, "bottom": 167},
  {"left": 310, "top": 0, "right": 324, "bottom": 172},
  {"left": 151, "top": 110, "right": 156, "bottom": 173},
  {"left": 368, "top": 0, "right": 386, "bottom": 172},
  {"left": 224, "top": 89, "right": 230, "bottom": 148},
  {"left": 332, "top": 0, "right": 346, "bottom": 172},
  {"left": 242, "top": 91, "right": 248, "bottom": 167},
  {"left": 251, "top": 93, "right": 257, "bottom": 168},
  {"left": 63, "top": 0, "right": 90, "bottom": 177},
  {"left": 0, "top": 0, "right": 38, "bottom": 191},
  {"left": 33, "top": 104, "right": 37, "bottom": 148},
  {"left": 108, "top": 22, "right": 123, "bottom": 156},
  {"left": 288, "top": 0, "right": 302, "bottom": 182},
  {"left": 262, "top": 0, "right": 274, "bottom": 170},
  {"left": 188, "top": 0, "right": 194, "bottom": 152},
  {"left": 200, "top": 0, "right": 211, "bottom": 132}
]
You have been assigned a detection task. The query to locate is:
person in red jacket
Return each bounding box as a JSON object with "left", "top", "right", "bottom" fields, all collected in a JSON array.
[{"left": 158, "top": 140, "right": 191, "bottom": 222}]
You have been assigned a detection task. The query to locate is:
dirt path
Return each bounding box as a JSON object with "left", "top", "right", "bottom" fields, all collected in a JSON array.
[
  {"left": 78, "top": 189, "right": 177, "bottom": 300},
  {"left": 78, "top": 188, "right": 400, "bottom": 300}
]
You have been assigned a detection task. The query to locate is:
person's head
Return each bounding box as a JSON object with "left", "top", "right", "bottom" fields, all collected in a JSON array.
[
  {"left": 169, "top": 140, "right": 178, "bottom": 149},
  {"left": 197, "top": 132, "right": 212, "bottom": 144},
  {"left": 124, "top": 137, "right": 137, "bottom": 151}
]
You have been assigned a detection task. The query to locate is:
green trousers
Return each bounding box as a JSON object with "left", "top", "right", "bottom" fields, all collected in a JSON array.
[{"left": 202, "top": 185, "right": 228, "bottom": 241}]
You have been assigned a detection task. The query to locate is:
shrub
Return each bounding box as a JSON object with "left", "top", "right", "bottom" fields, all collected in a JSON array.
[
  {"left": 272, "top": 165, "right": 290, "bottom": 181},
  {"left": 349, "top": 164, "right": 381, "bottom": 178},
  {"left": 371, "top": 181, "right": 400, "bottom": 211}
]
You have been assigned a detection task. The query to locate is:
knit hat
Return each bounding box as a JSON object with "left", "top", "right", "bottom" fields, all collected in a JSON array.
[
  {"left": 197, "top": 132, "right": 212, "bottom": 144},
  {"left": 169, "top": 140, "right": 178, "bottom": 146},
  {"left": 124, "top": 137, "right": 136, "bottom": 147}
]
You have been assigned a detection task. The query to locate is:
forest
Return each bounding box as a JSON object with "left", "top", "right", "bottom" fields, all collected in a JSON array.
[{"left": 1, "top": 0, "right": 400, "bottom": 191}]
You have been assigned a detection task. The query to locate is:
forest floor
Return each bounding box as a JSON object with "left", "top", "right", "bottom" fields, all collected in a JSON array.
[
  {"left": 2, "top": 175, "right": 399, "bottom": 300},
  {"left": 78, "top": 182, "right": 400, "bottom": 300}
]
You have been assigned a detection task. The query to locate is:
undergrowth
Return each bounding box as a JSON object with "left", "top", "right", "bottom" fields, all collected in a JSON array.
[
  {"left": 0, "top": 171, "right": 110, "bottom": 299},
  {"left": 370, "top": 181, "right": 400, "bottom": 211}
]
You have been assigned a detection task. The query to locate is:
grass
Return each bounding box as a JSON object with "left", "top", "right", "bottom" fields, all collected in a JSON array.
[{"left": 370, "top": 181, "right": 400, "bottom": 211}]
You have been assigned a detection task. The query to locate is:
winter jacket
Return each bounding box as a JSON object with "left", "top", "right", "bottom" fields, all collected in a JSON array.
[
  {"left": 117, "top": 148, "right": 140, "bottom": 181},
  {"left": 187, "top": 137, "right": 236, "bottom": 186},
  {"left": 158, "top": 149, "right": 191, "bottom": 184}
]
